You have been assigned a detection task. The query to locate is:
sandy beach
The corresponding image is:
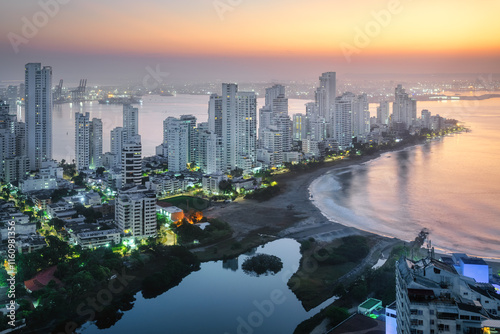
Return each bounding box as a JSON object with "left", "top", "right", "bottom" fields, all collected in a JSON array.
[{"left": 207, "top": 153, "right": 390, "bottom": 243}]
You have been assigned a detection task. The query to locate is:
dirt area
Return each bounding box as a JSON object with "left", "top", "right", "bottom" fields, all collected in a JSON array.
[{"left": 204, "top": 155, "right": 385, "bottom": 244}]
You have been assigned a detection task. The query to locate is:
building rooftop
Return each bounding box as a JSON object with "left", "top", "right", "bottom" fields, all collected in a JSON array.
[
  {"left": 24, "top": 266, "right": 62, "bottom": 292},
  {"left": 359, "top": 298, "right": 382, "bottom": 310},
  {"left": 461, "top": 257, "right": 488, "bottom": 266}
]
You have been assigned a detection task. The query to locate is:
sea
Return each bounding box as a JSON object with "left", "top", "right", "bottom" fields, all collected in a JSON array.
[{"left": 311, "top": 94, "right": 500, "bottom": 259}]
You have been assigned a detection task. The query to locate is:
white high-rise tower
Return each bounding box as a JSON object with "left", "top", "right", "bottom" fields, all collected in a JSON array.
[
  {"left": 25, "top": 63, "right": 52, "bottom": 170},
  {"left": 75, "top": 112, "right": 91, "bottom": 170}
]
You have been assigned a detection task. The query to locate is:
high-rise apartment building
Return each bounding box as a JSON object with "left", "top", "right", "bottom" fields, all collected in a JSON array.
[
  {"left": 377, "top": 101, "right": 390, "bottom": 125},
  {"left": 351, "top": 94, "right": 370, "bottom": 140},
  {"left": 0, "top": 101, "right": 28, "bottom": 182},
  {"left": 75, "top": 113, "right": 103, "bottom": 170},
  {"left": 393, "top": 85, "right": 417, "bottom": 130},
  {"left": 121, "top": 138, "right": 142, "bottom": 189},
  {"left": 208, "top": 93, "right": 223, "bottom": 137},
  {"left": 90, "top": 118, "right": 102, "bottom": 169},
  {"left": 25, "top": 63, "right": 52, "bottom": 170},
  {"left": 122, "top": 104, "right": 139, "bottom": 145},
  {"left": 163, "top": 117, "right": 189, "bottom": 173},
  {"left": 180, "top": 115, "right": 197, "bottom": 163},
  {"left": 115, "top": 189, "right": 156, "bottom": 238},
  {"left": 211, "top": 83, "right": 257, "bottom": 173},
  {"left": 7, "top": 85, "right": 17, "bottom": 115},
  {"left": 316, "top": 72, "right": 336, "bottom": 119},
  {"left": 75, "top": 112, "right": 91, "bottom": 170},
  {"left": 334, "top": 92, "right": 355, "bottom": 150}
]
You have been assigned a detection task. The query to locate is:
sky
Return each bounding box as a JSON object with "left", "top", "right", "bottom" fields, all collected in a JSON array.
[{"left": 1, "top": 0, "right": 499, "bottom": 84}]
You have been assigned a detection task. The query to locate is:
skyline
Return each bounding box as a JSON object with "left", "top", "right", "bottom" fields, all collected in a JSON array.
[{"left": 1, "top": 0, "right": 500, "bottom": 83}]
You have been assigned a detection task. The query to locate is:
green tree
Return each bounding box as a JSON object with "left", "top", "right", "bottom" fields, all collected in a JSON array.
[{"left": 324, "top": 306, "right": 349, "bottom": 325}]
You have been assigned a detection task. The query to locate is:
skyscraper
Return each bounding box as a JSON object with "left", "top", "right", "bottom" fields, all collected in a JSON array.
[
  {"left": 7, "top": 86, "right": 17, "bottom": 115},
  {"left": 377, "top": 101, "right": 390, "bottom": 125},
  {"left": 121, "top": 138, "right": 142, "bottom": 189},
  {"left": 122, "top": 104, "right": 139, "bottom": 145},
  {"left": 110, "top": 127, "right": 123, "bottom": 167},
  {"left": 90, "top": 118, "right": 103, "bottom": 169},
  {"left": 216, "top": 83, "right": 257, "bottom": 173},
  {"left": 163, "top": 117, "right": 189, "bottom": 172},
  {"left": 25, "top": 63, "right": 52, "bottom": 170},
  {"left": 208, "top": 94, "right": 223, "bottom": 137},
  {"left": 0, "top": 101, "right": 28, "bottom": 182},
  {"left": 351, "top": 94, "right": 370, "bottom": 140},
  {"left": 293, "top": 113, "right": 308, "bottom": 141},
  {"left": 334, "top": 92, "right": 355, "bottom": 150},
  {"left": 393, "top": 84, "right": 417, "bottom": 130},
  {"left": 75, "top": 113, "right": 103, "bottom": 170},
  {"left": 421, "top": 109, "right": 431, "bottom": 129},
  {"left": 317, "top": 72, "right": 336, "bottom": 116},
  {"left": 265, "top": 84, "right": 285, "bottom": 110},
  {"left": 75, "top": 112, "right": 91, "bottom": 170},
  {"left": 194, "top": 122, "right": 210, "bottom": 172},
  {"left": 180, "top": 115, "right": 197, "bottom": 163},
  {"left": 206, "top": 133, "right": 223, "bottom": 174},
  {"left": 221, "top": 83, "right": 238, "bottom": 171}
]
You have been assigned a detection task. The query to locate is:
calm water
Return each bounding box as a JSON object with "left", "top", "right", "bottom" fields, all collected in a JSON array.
[
  {"left": 36, "top": 95, "right": 312, "bottom": 162},
  {"left": 79, "top": 239, "right": 336, "bottom": 334},
  {"left": 311, "top": 98, "right": 500, "bottom": 258}
]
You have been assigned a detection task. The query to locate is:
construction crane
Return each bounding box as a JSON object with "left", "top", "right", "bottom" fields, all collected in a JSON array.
[{"left": 71, "top": 79, "right": 87, "bottom": 102}]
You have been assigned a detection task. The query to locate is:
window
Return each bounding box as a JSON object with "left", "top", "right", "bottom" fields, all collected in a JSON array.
[{"left": 430, "top": 310, "right": 435, "bottom": 315}]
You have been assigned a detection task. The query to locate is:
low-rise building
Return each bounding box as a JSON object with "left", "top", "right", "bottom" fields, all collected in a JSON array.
[
  {"left": 47, "top": 202, "right": 74, "bottom": 219},
  {"left": 75, "top": 229, "right": 121, "bottom": 249},
  {"left": 31, "top": 193, "right": 52, "bottom": 211},
  {"left": 19, "top": 175, "right": 57, "bottom": 193},
  {"left": 156, "top": 203, "right": 184, "bottom": 222},
  {"left": 85, "top": 191, "right": 102, "bottom": 206},
  {"left": 232, "top": 177, "right": 256, "bottom": 193},
  {"left": 202, "top": 173, "right": 226, "bottom": 194}
]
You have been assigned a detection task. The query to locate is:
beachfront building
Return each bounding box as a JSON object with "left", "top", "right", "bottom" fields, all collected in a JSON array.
[
  {"left": 393, "top": 256, "right": 500, "bottom": 334},
  {"left": 351, "top": 93, "right": 370, "bottom": 141},
  {"left": 377, "top": 101, "right": 390, "bottom": 125},
  {"left": 392, "top": 84, "right": 416, "bottom": 130},
  {"left": 334, "top": 92, "right": 354, "bottom": 150}
]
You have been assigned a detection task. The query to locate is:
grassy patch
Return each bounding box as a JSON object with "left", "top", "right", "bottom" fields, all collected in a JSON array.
[{"left": 159, "top": 196, "right": 210, "bottom": 211}]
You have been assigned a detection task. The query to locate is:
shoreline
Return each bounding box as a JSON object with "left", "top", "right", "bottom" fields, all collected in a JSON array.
[{"left": 207, "top": 130, "right": 500, "bottom": 262}]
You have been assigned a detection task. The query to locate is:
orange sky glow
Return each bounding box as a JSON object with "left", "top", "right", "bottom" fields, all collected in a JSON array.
[{"left": 1, "top": 0, "right": 499, "bottom": 81}]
